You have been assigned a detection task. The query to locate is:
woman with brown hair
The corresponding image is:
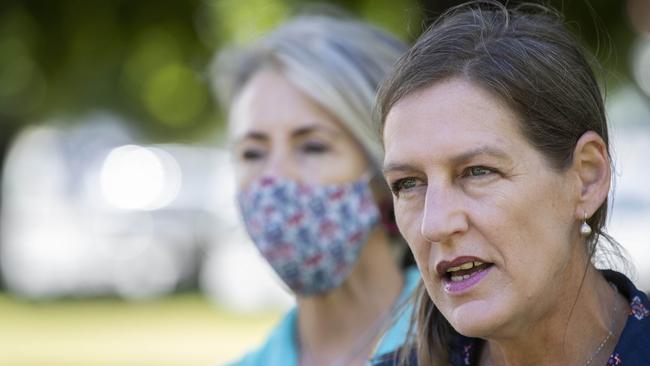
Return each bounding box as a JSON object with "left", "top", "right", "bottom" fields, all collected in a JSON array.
[{"left": 376, "top": 1, "right": 650, "bottom": 365}]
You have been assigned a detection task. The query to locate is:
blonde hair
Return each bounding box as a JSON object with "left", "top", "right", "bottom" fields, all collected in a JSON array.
[{"left": 211, "top": 14, "right": 407, "bottom": 170}]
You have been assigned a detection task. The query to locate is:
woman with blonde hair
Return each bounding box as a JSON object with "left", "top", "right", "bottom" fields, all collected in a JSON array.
[
  {"left": 377, "top": 1, "right": 650, "bottom": 365},
  {"left": 213, "top": 13, "right": 419, "bottom": 366}
]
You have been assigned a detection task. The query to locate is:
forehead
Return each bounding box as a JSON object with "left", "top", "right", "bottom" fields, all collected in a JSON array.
[
  {"left": 228, "top": 69, "right": 345, "bottom": 140},
  {"left": 383, "top": 78, "right": 526, "bottom": 166}
]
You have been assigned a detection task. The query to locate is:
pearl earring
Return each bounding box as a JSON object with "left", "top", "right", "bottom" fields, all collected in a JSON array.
[{"left": 580, "top": 212, "right": 592, "bottom": 236}]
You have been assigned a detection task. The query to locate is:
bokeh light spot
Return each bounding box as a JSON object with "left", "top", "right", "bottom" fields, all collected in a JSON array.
[
  {"left": 144, "top": 63, "right": 207, "bottom": 127},
  {"left": 100, "top": 145, "right": 182, "bottom": 210},
  {"left": 209, "top": 0, "right": 289, "bottom": 44},
  {"left": 121, "top": 28, "right": 183, "bottom": 100}
]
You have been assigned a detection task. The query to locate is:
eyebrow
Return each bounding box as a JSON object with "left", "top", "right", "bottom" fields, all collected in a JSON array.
[
  {"left": 234, "top": 123, "right": 341, "bottom": 145},
  {"left": 383, "top": 145, "right": 510, "bottom": 174},
  {"left": 292, "top": 124, "right": 341, "bottom": 138},
  {"left": 449, "top": 146, "right": 510, "bottom": 165},
  {"left": 382, "top": 161, "right": 418, "bottom": 175}
]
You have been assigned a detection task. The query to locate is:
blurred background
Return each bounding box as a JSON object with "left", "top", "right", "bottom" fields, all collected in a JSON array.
[{"left": 0, "top": 0, "right": 648, "bottom": 365}]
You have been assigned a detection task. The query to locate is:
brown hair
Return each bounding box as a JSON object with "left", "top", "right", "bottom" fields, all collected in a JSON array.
[{"left": 376, "top": 1, "right": 619, "bottom": 364}]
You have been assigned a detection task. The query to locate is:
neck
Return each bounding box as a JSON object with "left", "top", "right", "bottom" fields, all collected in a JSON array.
[
  {"left": 482, "top": 262, "right": 628, "bottom": 366},
  {"left": 296, "top": 228, "right": 404, "bottom": 366}
]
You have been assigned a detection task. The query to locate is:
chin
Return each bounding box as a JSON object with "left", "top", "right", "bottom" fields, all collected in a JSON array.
[{"left": 445, "top": 299, "right": 507, "bottom": 338}]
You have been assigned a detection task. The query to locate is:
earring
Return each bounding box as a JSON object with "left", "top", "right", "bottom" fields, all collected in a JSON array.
[{"left": 580, "top": 212, "right": 592, "bottom": 236}]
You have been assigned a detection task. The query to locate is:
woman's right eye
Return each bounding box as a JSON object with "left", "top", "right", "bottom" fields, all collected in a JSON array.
[
  {"left": 390, "top": 177, "right": 419, "bottom": 196},
  {"left": 241, "top": 149, "right": 265, "bottom": 161}
]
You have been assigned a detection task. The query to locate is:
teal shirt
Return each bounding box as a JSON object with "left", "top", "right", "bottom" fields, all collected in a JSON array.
[{"left": 227, "top": 267, "right": 420, "bottom": 366}]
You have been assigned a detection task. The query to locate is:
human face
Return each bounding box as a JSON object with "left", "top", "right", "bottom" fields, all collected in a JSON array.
[
  {"left": 229, "top": 69, "right": 370, "bottom": 188},
  {"left": 382, "top": 78, "right": 583, "bottom": 338}
]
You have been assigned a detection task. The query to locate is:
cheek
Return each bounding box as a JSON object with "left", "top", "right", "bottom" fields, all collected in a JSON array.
[
  {"left": 418, "top": 259, "right": 447, "bottom": 314},
  {"left": 234, "top": 164, "right": 259, "bottom": 189},
  {"left": 420, "top": 274, "right": 439, "bottom": 306},
  {"left": 394, "top": 198, "right": 415, "bottom": 237},
  {"left": 301, "top": 149, "right": 369, "bottom": 184},
  {"left": 394, "top": 198, "right": 429, "bottom": 266},
  {"left": 478, "top": 180, "right": 575, "bottom": 283}
]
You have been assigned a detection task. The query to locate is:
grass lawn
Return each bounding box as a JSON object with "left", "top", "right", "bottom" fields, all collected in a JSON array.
[{"left": 0, "top": 293, "right": 282, "bottom": 366}]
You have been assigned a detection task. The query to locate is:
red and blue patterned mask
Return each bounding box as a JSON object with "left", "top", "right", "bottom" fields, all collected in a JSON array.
[{"left": 237, "top": 175, "right": 380, "bottom": 296}]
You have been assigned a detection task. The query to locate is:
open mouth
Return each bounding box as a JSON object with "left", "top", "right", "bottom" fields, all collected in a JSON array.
[
  {"left": 435, "top": 257, "right": 495, "bottom": 293},
  {"left": 443, "top": 260, "right": 493, "bottom": 282}
]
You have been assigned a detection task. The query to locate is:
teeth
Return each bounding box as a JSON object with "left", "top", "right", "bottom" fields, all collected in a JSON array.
[
  {"left": 450, "top": 273, "right": 477, "bottom": 282},
  {"left": 451, "top": 274, "right": 472, "bottom": 282},
  {"left": 446, "top": 260, "right": 488, "bottom": 281},
  {"left": 447, "top": 260, "right": 483, "bottom": 273}
]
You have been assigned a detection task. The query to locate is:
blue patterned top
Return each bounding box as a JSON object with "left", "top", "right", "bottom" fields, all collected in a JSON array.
[{"left": 374, "top": 270, "right": 650, "bottom": 366}]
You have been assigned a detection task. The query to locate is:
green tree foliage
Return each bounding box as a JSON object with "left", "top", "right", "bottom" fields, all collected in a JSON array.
[
  {"left": 0, "top": 0, "right": 216, "bottom": 140},
  {"left": 0, "top": 0, "right": 634, "bottom": 141}
]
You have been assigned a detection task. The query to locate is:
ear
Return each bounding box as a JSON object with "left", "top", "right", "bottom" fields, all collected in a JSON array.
[{"left": 571, "top": 131, "right": 611, "bottom": 218}]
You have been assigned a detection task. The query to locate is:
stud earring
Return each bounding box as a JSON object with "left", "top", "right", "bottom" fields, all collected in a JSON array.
[{"left": 580, "top": 212, "right": 592, "bottom": 236}]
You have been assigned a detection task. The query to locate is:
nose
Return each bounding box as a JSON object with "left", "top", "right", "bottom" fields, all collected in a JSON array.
[
  {"left": 262, "top": 148, "right": 301, "bottom": 182},
  {"left": 420, "top": 184, "right": 469, "bottom": 244}
]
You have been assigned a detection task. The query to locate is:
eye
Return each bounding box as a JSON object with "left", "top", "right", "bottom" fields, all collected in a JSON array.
[
  {"left": 241, "top": 148, "right": 265, "bottom": 161},
  {"left": 390, "top": 177, "right": 419, "bottom": 196},
  {"left": 301, "top": 141, "right": 330, "bottom": 154},
  {"left": 464, "top": 166, "right": 495, "bottom": 177}
]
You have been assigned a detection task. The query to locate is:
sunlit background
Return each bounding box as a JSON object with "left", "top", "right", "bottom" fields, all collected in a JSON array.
[{"left": 0, "top": 1, "right": 648, "bottom": 365}]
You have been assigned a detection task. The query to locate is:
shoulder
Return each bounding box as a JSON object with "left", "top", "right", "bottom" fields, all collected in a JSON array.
[{"left": 225, "top": 308, "right": 299, "bottom": 366}]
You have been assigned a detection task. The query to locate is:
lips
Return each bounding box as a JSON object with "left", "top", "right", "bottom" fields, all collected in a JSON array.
[{"left": 435, "top": 256, "right": 494, "bottom": 293}]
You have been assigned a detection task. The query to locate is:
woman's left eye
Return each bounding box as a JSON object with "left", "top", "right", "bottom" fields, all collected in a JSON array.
[{"left": 465, "top": 166, "right": 494, "bottom": 177}]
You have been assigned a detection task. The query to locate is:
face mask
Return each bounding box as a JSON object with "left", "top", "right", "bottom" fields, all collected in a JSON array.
[{"left": 237, "top": 175, "right": 380, "bottom": 296}]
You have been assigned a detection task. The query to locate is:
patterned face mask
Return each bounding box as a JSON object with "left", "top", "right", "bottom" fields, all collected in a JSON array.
[{"left": 237, "top": 175, "right": 380, "bottom": 296}]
